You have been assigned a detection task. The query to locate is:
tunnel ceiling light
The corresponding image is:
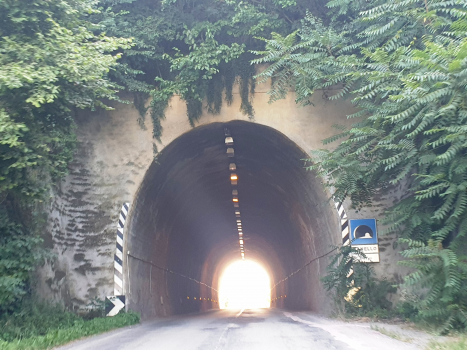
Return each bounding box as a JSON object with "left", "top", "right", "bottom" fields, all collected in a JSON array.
[{"left": 223, "top": 129, "right": 248, "bottom": 261}]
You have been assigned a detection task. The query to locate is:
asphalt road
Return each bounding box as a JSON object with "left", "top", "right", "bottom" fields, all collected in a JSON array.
[{"left": 58, "top": 308, "right": 428, "bottom": 350}]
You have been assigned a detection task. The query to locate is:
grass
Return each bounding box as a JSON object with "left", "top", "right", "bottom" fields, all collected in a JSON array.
[
  {"left": 425, "top": 337, "right": 467, "bottom": 350},
  {"left": 371, "top": 325, "right": 414, "bottom": 343},
  {"left": 0, "top": 301, "right": 140, "bottom": 350}
]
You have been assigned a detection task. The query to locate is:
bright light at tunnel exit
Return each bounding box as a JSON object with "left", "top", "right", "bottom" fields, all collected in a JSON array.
[{"left": 218, "top": 260, "right": 270, "bottom": 310}]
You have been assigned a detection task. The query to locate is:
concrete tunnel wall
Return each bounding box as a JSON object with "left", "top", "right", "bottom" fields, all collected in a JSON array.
[
  {"left": 125, "top": 121, "right": 342, "bottom": 319},
  {"left": 37, "top": 72, "right": 408, "bottom": 312}
]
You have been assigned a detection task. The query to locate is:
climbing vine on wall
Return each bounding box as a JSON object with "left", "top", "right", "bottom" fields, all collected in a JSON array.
[
  {"left": 0, "top": 0, "right": 129, "bottom": 312},
  {"left": 254, "top": 0, "right": 467, "bottom": 332},
  {"left": 95, "top": 0, "right": 328, "bottom": 139}
]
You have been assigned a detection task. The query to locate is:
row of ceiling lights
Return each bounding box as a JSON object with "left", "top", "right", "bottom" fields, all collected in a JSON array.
[{"left": 225, "top": 128, "right": 245, "bottom": 260}]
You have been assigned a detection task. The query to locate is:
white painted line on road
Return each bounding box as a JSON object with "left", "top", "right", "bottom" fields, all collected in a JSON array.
[
  {"left": 215, "top": 323, "right": 239, "bottom": 350},
  {"left": 284, "top": 312, "right": 370, "bottom": 350},
  {"left": 215, "top": 309, "right": 244, "bottom": 350}
]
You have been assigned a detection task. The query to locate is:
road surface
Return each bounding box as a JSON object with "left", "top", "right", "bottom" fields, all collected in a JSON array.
[{"left": 58, "top": 308, "right": 432, "bottom": 350}]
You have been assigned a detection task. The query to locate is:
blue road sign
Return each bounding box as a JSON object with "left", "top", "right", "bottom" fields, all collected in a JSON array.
[{"left": 349, "top": 219, "right": 378, "bottom": 245}]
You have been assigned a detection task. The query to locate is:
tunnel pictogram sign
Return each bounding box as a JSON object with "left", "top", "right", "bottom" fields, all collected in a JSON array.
[
  {"left": 349, "top": 219, "right": 378, "bottom": 245},
  {"left": 349, "top": 219, "right": 379, "bottom": 263}
]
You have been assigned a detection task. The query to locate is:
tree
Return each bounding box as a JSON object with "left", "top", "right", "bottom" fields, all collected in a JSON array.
[
  {"left": 254, "top": 0, "right": 467, "bottom": 332},
  {"left": 0, "top": 0, "right": 129, "bottom": 311}
]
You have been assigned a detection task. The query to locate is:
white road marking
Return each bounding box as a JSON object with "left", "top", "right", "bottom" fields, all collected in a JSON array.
[
  {"left": 284, "top": 312, "right": 369, "bottom": 350},
  {"left": 215, "top": 310, "right": 244, "bottom": 350},
  {"left": 215, "top": 323, "right": 239, "bottom": 350}
]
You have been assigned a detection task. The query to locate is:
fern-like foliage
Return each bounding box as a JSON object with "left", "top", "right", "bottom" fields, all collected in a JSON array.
[
  {"left": 255, "top": 0, "right": 467, "bottom": 332},
  {"left": 322, "top": 245, "right": 396, "bottom": 317}
]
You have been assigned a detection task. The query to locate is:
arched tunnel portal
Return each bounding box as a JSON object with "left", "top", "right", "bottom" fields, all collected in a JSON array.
[{"left": 124, "top": 121, "right": 341, "bottom": 319}]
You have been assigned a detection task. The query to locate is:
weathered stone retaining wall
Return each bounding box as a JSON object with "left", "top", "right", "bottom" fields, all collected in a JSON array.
[{"left": 36, "top": 77, "right": 407, "bottom": 311}]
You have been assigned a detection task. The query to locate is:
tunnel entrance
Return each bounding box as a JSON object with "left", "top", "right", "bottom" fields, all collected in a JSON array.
[
  {"left": 125, "top": 121, "right": 341, "bottom": 319},
  {"left": 219, "top": 260, "right": 270, "bottom": 310}
]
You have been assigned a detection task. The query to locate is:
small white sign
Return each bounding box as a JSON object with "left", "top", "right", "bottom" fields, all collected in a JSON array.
[
  {"left": 357, "top": 244, "right": 379, "bottom": 254},
  {"left": 352, "top": 244, "right": 380, "bottom": 263}
]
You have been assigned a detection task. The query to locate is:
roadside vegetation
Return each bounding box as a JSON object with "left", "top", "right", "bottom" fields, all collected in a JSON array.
[
  {"left": 426, "top": 336, "right": 467, "bottom": 350},
  {"left": 0, "top": 301, "right": 139, "bottom": 350},
  {"left": 0, "top": 0, "right": 465, "bottom": 340},
  {"left": 253, "top": 0, "right": 467, "bottom": 334},
  {"left": 0, "top": 1, "right": 136, "bottom": 347},
  {"left": 0, "top": 0, "right": 129, "bottom": 315},
  {"left": 322, "top": 246, "right": 398, "bottom": 319}
]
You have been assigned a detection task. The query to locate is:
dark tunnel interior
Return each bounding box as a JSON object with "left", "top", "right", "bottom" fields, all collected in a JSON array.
[{"left": 125, "top": 121, "right": 341, "bottom": 319}]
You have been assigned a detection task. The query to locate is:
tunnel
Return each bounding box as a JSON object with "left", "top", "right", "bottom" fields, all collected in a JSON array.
[{"left": 124, "top": 121, "right": 341, "bottom": 319}]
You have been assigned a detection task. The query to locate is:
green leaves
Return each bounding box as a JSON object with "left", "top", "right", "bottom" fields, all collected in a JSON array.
[
  {"left": 322, "top": 245, "right": 396, "bottom": 316},
  {"left": 0, "top": 0, "right": 129, "bottom": 196},
  {"left": 0, "top": 0, "right": 128, "bottom": 312},
  {"left": 0, "top": 210, "right": 48, "bottom": 313},
  {"left": 253, "top": 14, "right": 354, "bottom": 105},
  {"left": 96, "top": 0, "right": 316, "bottom": 137},
  {"left": 255, "top": 0, "right": 467, "bottom": 332}
]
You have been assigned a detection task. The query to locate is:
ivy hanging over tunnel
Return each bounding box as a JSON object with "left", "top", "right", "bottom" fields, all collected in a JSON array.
[{"left": 94, "top": 0, "right": 328, "bottom": 139}]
